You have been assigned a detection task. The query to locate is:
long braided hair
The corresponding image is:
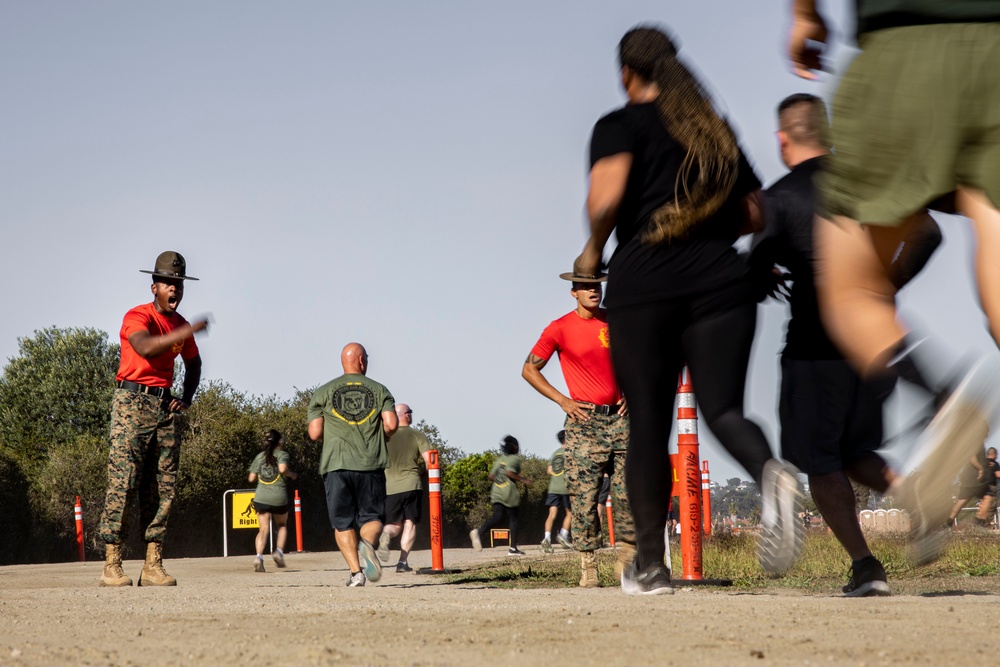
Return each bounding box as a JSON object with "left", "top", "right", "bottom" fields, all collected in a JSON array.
[{"left": 618, "top": 26, "right": 741, "bottom": 245}]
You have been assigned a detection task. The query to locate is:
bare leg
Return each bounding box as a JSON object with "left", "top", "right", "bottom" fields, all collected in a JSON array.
[
  {"left": 359, "top": 520, "right": 383, "bottom": 549},
  {"left": 948, "top": 497, "right": 971, "bottom": 523},
  {"left": 845, "top": 452, "right": 896, "bottom": 494},
  {"left": 382, "top": 523, "right": 402, "bottom": 540},
  {"left": 335, "top": 529, "right": 361, "bottom": 572},
  {"left": 272, "top": 513, "right": 288, "bottom": 553},
  {"left": 957, "top": 186, "right": 1000, "bottom": 348},
  {"left": 561, "top": 509, "right": 572, "bottom": 533},
  {"left": 815, "top": 216, "right": 912, "bottom": 376},
  {"left": 399, "top": 519, "right": 417, "bottom": 562},
  {"left": 544, "top": 506, "right": 558, "bottom": 534},
  {"left": 809, "top": 473, "right": 873, "bottom": 562},
  {"left": 255, "top": 512, "right": 271, "bottom": 556},
  {"left": 976, "top": 495, "right": 995, "bottom": 522}
]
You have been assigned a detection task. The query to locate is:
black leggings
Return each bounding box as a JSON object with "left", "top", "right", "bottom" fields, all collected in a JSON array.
[
  {"left": 609, "top": 283, "right": 774, "bottom": 569},
  {"left": 479, "top": 503, "right": 519, "bottom": 548}
]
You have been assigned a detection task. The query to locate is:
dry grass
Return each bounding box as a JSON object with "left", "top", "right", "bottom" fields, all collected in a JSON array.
[{"left": 445, "top": 530, "right": 1000, "bottom": 592}]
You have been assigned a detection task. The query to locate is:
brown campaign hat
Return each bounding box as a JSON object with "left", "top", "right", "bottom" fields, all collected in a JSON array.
[
  {"left": 559, "top": 271, "right": 607, "bottom": 283},
  {"left": 139, "top": 251, "right": 199, "bottom": 281}
]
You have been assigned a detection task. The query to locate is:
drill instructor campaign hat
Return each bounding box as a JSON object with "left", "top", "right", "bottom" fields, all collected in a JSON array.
[
  {"left": 558, "top": 271, "right": 607, "bottom": 283},
  {"left": 140, "top": 251, "right": 199, "bottom": 281}
]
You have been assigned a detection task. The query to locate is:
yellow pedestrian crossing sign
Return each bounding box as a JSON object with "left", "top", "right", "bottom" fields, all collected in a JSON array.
[{"left": 232, "top": 492, "right": 258, "bottom": 529}]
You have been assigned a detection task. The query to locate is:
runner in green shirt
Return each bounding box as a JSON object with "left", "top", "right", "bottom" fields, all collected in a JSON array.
[
  {"left": 248, "top": 429, "right": 298, "bottom": 572},
  {"left": 541, "top": 431, "right": 573, "bottom": 553},
  {"left": 307, "top": 343, "right": 397, "bottom": 587},
  {"left": 469, "top": 436, "right": 532, "bottom": 556}
]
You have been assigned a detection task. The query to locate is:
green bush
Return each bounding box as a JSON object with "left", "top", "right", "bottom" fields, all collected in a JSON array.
[
  {"left": 0, "top": 449, "right": 31, "bottom": 564},
  {"left": 30, "top": 434, "right": 110, "bottom": 560}
]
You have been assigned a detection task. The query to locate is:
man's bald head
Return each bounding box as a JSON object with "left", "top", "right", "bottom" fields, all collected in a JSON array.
[
  {"left": 396, "top": 403, "right": 412, "bottom": 426},
  {"left": 341, "top": 342, "right": 368, "bottom": 375}
]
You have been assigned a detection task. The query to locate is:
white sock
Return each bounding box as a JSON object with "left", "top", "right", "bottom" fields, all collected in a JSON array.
[
  {"left": 255, "top": 554, "right": 262, "bottom": 560},
  {"left": 544, "top": 531, "right": 551, "bottom": 541},
  {"left": 559, "top": 529, "right": 570, "bottom": 539}
]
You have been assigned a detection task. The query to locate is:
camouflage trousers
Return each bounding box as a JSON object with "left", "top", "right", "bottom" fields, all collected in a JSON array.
[
  {"left": 564, "top": 412, "right": 634, "bottom": 551},
  {"left": 99, "top": 388, "right": 179, "bottom": 544}
]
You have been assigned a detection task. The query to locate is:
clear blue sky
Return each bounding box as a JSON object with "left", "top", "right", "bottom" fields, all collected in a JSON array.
[{"left": 3, "top": 1, "right": 997, "bottom": 482}]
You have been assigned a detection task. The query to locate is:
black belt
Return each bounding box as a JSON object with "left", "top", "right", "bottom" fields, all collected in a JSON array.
[
  {"left": 589, "top": 403, "right": 621, "bottom": 416},
  {"left": 116, "top": 380, "right": 169, "bottom": 399}
]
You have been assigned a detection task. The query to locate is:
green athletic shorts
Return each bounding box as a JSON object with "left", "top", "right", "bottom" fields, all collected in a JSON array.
[{"left": 819, "top": 22, "right": 1000, "bottom": 225}]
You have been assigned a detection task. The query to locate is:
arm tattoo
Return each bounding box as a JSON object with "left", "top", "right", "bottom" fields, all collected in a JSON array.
[{"left": 525, "top": 354, "right": 547, "bottom": 369}]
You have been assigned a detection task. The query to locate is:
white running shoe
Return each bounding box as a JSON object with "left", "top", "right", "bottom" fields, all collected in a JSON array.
[
  {"left": 891, "top": 358, "right": 1000, "bottom": 563},
  {"left": 757, "top": 459, "right": 806, "bottom": 575}
]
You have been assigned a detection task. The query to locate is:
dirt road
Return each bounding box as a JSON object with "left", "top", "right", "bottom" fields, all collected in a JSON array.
[{"left": 1, "top": 547, "right": 997, "bottom": 666}]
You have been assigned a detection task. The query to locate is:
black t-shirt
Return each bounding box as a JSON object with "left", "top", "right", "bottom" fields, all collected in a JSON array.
[
  {"left": 750, "top": 157, "right": 841, "bottom": 360},
  {"left": 589, "top": 103, "right": 762, "bottom": 309}
]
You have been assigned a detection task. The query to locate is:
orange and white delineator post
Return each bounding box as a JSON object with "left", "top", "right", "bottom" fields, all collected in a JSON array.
[
  {"left": 294, "top": 489, "right": 304, "bottom": 552},
  {"left": 702, "top": 461, "right": 712, "bottom": 537},
  {"left": 605, "top": 496, "right": 616, "bottom": 546},
  {"left": 426, "top": 450, "right": 445, "bottom": 572},
  {"left": 74, "top": 495, "right": 85, "bottom": 562},
  {"left": 676, "top": 369, "right": 703, "bottom": 580}
]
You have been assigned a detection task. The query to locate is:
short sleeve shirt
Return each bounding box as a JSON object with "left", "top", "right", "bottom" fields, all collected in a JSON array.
[
  {"left": 385, "top": 426, "right": 431, "bottom": 495},
  {"left": 588, "top": 103, "right": 761, "bottom": 308},
  {"left": 531, "top": 310, "right": 620, "bottom": 405},
  {"left": 490, "top": 454, "right": 522, "bottom": 507},
  {"left": 547, "top": 447, "right": 567, "bottom": 496},
  {"left": 117, "top": 303, "right": 200, "bottom": 388},
  {"left": 250, "top": 449, "right": 290, "bottom": 507},
  {"left": 307, "top": 374, "right": 395, "bottom": 473}
]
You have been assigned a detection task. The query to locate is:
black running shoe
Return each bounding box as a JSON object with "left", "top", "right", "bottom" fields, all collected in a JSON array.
[
  {"left": 507, "top": 547, "right": 526, "bottom": 557},
  {"left": 621, "top": 561, "right": 674, "bottom": 596},
  {"left": 842, "top": 556, "right": 891, "bottom": 597},
  {"left": 395, "top": 562, "right": 413, "bottom": 573}
]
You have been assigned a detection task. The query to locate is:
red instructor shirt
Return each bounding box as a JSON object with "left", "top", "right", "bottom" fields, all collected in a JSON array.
[
  {"left": 530, "top": 309, "right": 620, "bottom": 405},
  {"left": 116, "top": 302, "right": 200, "bottom": 389}
]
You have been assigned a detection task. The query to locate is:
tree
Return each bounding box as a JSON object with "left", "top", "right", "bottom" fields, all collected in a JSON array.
[
  {"left": 0, "top": 327, "right": 118, "bottom": 466},
  {"left": 414, "top": 418, "right": 465, "bottom": 470}
]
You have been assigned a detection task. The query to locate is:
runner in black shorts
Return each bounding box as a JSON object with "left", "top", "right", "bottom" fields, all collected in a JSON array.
[{"left": 751, "top": 94, "right": 939, "bottom": 596}]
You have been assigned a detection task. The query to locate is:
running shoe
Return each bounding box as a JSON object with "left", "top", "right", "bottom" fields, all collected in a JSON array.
[
  {"left": 358, "top": 538, "right": 382, "bottom": 582},
  {"left": 347, "top": 571, "right": 366, "bottom": 587},
  {"left": 469, "top": 529, "right": 482, "bottom": 552},
  {"left": 842, "top": 556, "right": 891, "bottom": 597},
  {"left": 376, "top": 532, "right": 391, "bottom": 563},
  {"left": 395, "top": 562, "right": 413, "bottom": 573},
  {"left": 541, "top": 538, "right": 554, "bottom": 554},
  {"left": 272, "top": 549, "right": 285, "bottom": 569},
  {"left": 621, "top": 560, "right": 674, "bottom": 596},
  {"left": 756, "top": 459, "right": 806, "bottom": 575},
  {"left": 507, "top": 547, "right": 526, "bottom": 556},
  {"left": 891, "top": 358, "right": 1000, "bottom": 564},
  {"left": 557, "top": 533, "right": 574, "bottom": 549},
  {"left": 253, "top": 557, "right": 265, "bottom": 573}
]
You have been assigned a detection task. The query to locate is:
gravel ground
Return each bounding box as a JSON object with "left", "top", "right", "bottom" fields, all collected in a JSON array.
[{"left": 1, "top": 546, "right": 998, "bottom": 666}]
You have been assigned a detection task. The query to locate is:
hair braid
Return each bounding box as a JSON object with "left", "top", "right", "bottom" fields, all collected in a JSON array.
[
  {"left": 263, "top": 429, "right": 281, "bottom": 468},
  {"left": 619, "top": 26, "right": 741, "bottom": 244}
]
